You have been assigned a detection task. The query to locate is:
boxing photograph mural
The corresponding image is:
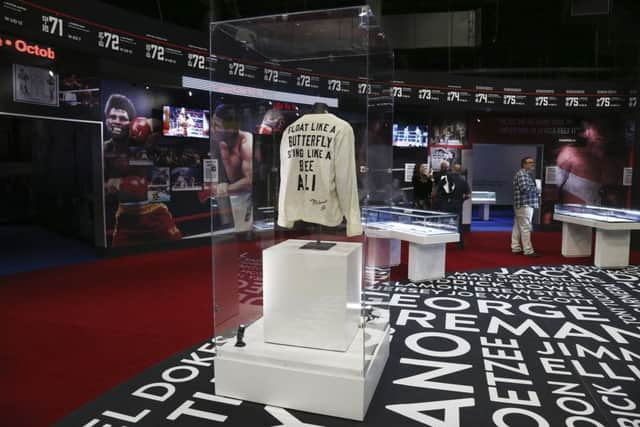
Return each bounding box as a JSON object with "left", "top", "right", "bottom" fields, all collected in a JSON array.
[
  {"left": 101, "top": 83, "right": 299, "bottom": 247},
  {"left": 205, "top": 103, "right": 255, "bottom": 232},
  {"left": 101, "top": 81, "right": 209, "bottom": 247},
  {"left": 541, "top": 118, "right": 634, "bottom": 224},
  {"left": 208, "top": 100, "right": 300, "bottom": 230}
]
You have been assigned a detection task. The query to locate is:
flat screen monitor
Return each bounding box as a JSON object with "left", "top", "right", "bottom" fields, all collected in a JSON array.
[
  {"left": 392, "top": 123, "right": 428, "bottom": 147},
  {"left": 162, "top": 106, "right": 209, "bottom": 139}
]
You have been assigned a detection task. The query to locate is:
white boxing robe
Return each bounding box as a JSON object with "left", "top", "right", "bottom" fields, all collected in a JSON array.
[{"left": 277, "top": 113, "right": 362, "bottom": 236}]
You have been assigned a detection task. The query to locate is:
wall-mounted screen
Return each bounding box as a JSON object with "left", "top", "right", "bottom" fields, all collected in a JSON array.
[
  {"left": 162, "top": 106, "right": 209, "bottom": 139},
  {"left": 392, "top": 123, "right": 428, "bottom": 147}
]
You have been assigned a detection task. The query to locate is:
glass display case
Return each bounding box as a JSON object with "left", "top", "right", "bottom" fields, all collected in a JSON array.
[
  {"left": 362, "top": 206, "right": 459, "bottom": 282},
  {"left": 554, "top": 203, "right": 640, "bottom": 223},
  {"left": 208, "top": 7, "right": 394, "bottom": 421},
  {"left": 471, "top": 191, "right": 496, "bottom": 221},
  {"left": 363, "top": 206, "right": 458, "bottom": 241},
  {"left": 472, "top": 191, "right": 497, "bottom": 203},
  {"left": 554, "top": 203, "right": 640, "bottom": 268}
]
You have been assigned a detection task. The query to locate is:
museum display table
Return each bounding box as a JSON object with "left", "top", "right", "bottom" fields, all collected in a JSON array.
[
  {"left": 553, "top": 204, "right": 640, "bottom": 268},
  {"left": 472, "top": 191, "right": 497, "bottom": 220},
  {"left": 363, "top": 206, "right": 459, "bottom": 281}
]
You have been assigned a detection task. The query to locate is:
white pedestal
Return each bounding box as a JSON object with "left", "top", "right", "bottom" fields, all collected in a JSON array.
[
  {"left": 594, "top": 229, "right": 631, "bottom": 268},
  {"left": 366, "top": 237, "right": 401, "bottom": 268},
  {"left": 408, "top": 242, "right": 446, "bottom": 282},
  {"left": 263, "top": 239, "right": 361, "bottom": 351},
  {"left": 215, "top": 318, "right": 390, "bottom": 421},
  {"left": 390, "top": 239, "right": 401, "bottom": 266},
  {"left": 229, "top": 193, "right": 253, "bottom": 232},
  {"left": 561, "top": 222, "right": 592, "bottom": 257},
  {"left": 481, "top": 204, "right": 490, "bottom": 221},
  {"left": 555, "top": 211, "right": 640, "bottom": 269}
]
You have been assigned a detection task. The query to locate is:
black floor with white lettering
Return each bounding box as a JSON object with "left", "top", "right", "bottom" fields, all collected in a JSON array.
[{"left": 56, "top": 265, "right": 640, "bottom": 427}]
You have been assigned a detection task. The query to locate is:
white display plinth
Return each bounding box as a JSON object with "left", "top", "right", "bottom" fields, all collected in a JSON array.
[
  {"left": 472, "top": 193, "right": 496, "bottom": 221},
  {"left": 366, "top": 237, "right": 401, "bottom": 268},
  {"left": 408, "top": 242, "right": 446, "bottom": 282},
  {"left": 481, "top": 204, "right": 490, "bottom": 221},
  {"left": 215, "top": 318, "right": 390, "bottom": 421},
  {"left": 365, "top": 222, "right": 458, "bottom": 281},
  {"left": 555, "top": 211, "right": 640, "bottom": 268},
  {"left": 561, "top": 222, "right": 592, "bottom": 257},
  {"left": 594, "top": 229, "right": 631, "bottom": 268},
  {"left": 263, "top": 239, "right": 361, "bottom": 351}
]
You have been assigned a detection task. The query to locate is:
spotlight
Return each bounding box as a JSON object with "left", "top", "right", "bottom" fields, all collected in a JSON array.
[
  {"left": 188, "top": 90, "right": 193, "bottom": 96},
  {"left": 145, "top": 85, "right": 150, "bottom": 90},
  {"left": 476, "top": 118, "right": 481, "bottom": 123},
  {"left": 48, "top": 70, "right": 54, "bottom": 77}
]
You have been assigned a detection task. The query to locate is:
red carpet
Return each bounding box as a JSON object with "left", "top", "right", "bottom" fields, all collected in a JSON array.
[
  {"left": 444, "top": 230, "right": 608, "bottom": 271},
  {"left": 0, "top": 246, "right": 215, "bottom": 427},
  {"left": 1, "top": 231, "right": 638, "bottom": 426}
]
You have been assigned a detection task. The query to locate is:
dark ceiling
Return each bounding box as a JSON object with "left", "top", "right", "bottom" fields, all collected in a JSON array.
[{"left": 100, "top": 0, "right": 640, "bottom": 81}]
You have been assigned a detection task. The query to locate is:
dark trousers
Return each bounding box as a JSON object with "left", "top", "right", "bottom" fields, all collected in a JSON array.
[{"left": 441, "top": 200, "right": 464, "bottom": 247}]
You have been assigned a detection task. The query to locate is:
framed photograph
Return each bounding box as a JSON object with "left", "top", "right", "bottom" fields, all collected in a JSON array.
[
  {"left": 430, "top": 147, "right": 459, "bottom": 171},
  {"left": 545, "top": 166, "right": 558, "bottom": 185},
  {"left": 404, "top": 163, "right": 415, "bottom": 183},
  {"left": 623, "top": 167, "right": 633, "bottom": 186},
  {"left": 149, "top": 167, "right": 170, "bottom": 187},
  {"left": 430, "top": 120, "right": 468, "bottom": 147},
  {"left": 13, "top": 64, "right": 59, "bottom": 106},
  {"left": 171, "top": 167, "right": 202, "bottom": 191},
  {"left": 148, "top": 185, "right": 171, "bottom": 202},
  {"left": 203, "top": 158, "right": 219, "bottom": 183}
]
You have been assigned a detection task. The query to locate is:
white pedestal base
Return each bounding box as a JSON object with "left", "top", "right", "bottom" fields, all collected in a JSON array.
[
  {"left": 481, "top": 204, "right": 490, "bottom": 221},
  {"left": 215, "top": 318, "right": 390, "bottom": 421},
  {"left": 408, "top": 242, "right": 446, "bottom": 282},
  {"left": 594, "top": 229, "right": 631, "bottom": 268},
  {"left": 366, "top": 237, "right": 401, "bottom": 268},
  {"left": 561, "top": 222, "right": 592, "bottom": 257},
  {"left": 263, "top": 239, "right": 361, "bottom": 351},
  {"left": 555, "top": 210, "right": 640, "bottom": 269}
]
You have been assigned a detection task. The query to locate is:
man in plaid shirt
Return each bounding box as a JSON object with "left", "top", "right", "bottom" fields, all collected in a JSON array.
[{"left": 512, "top": 157, "right": 540, "bottom": 256}]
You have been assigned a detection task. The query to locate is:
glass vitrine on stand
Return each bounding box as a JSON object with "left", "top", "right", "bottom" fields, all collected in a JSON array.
[
  {"left": 472, "top": 191, "right": 496, "bottom": 221},
  {"left": 554, "top": 204, "right": 640, "bottom": 268},
  {"left": 363, "top": 206, "right": 459, "bottom": 281},
  {"left": 205, "top": 7, "right": 393, "bottom": 421}
]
